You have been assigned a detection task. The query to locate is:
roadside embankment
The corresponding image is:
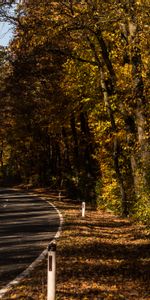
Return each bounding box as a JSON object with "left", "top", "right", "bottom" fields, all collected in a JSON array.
[{"left": 3, "top": 189, "right": 150, "bottom": 300}]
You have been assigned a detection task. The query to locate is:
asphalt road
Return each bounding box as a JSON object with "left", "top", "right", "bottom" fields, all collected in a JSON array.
[{"left": 0, "top": 188, "right": 60, "bottom": 289}]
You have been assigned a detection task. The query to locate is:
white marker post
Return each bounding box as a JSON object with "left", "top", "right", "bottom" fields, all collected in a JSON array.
[
  {"left": 47, "top": 242, "right": 56, "bottom": 300},
  {"left": 58, "top": 192, "right": 61, "bottom": 201},
  {"left": 82, "top": 202, "right": 85, "bottom": 218}
]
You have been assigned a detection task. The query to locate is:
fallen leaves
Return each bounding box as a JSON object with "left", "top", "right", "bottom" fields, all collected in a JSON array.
[{"left": 2, "top": 190, "right": 150, "bottom": 299}]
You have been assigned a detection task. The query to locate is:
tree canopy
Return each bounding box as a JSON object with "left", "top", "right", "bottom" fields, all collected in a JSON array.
[{"left": 0, "top": 0, "right": 150, "bottom": 222}]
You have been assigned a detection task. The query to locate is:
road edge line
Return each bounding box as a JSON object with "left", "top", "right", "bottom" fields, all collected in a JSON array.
[{"left": 0, "top": 195, "right": 63, "bottom": 299}]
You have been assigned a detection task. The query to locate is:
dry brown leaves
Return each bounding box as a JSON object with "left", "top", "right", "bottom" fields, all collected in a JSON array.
[{"left": 3, "top": 189, "right": 150, "bottom": 300}]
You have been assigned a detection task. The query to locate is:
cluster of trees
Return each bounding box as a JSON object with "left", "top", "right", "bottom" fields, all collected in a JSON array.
[{"left": 0, "top": 0, "right": 150, "bottom": 221}]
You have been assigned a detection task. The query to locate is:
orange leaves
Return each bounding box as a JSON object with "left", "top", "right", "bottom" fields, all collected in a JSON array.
[{"left": 3, "top": 192, "right": 150, "bottom": 299}]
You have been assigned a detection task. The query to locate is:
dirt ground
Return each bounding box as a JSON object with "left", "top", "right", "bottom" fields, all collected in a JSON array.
[{"left": 2, "top": 189, "right": 150, "bottom": 299}]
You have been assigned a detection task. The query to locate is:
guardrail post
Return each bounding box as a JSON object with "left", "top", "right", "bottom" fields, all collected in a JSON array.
[
  {"left": 82, "top": 202, "right": 85, "bottom": 217},
  {"left": 47, "top": 242, "right": 56, "bottom": 300}
]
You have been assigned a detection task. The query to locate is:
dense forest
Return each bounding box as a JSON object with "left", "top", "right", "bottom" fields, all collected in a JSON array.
[{"left": 0, "top": 0, "right": 150, "bottom": 222}]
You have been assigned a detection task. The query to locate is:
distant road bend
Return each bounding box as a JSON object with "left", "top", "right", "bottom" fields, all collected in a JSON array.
[{"left": 0, "top": 188, "right": 60, "bottom": 289}]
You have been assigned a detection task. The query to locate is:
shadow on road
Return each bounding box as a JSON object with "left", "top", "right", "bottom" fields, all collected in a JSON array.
[{"left": 0, "top": 189, "right": 60, "bottom": 289}]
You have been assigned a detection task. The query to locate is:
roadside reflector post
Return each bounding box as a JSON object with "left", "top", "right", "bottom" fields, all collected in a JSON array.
[
  {"left": 47, "top": 242, "right": 56, "bottom": 300},
  {"left": 58, "top": 192, "right": 61, "bottom": 201},
  {"left": 82, "top": 202, "right": 85, "bottom": 218}
]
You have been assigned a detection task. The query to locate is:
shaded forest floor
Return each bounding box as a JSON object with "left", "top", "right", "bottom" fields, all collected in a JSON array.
[{"left": 3, "top": 188, "right": 150, "bottom": 300}]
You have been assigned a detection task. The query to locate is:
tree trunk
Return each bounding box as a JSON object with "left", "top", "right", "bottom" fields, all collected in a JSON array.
[
  {"left": 128, "top": 0, "right": 150, "bottom": 189},
  {"left": 70, "top": 114, "right": 79, "bottom": 169},
  {"left": 100, "top": 68, "right": 129, "bottom": 216}
]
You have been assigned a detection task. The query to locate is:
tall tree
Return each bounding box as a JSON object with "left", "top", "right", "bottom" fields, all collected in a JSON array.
[{"left": 1, "top": 0, "right": 149, "bottom": 219}]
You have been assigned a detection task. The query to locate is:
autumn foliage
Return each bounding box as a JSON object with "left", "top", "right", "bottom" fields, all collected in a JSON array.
[
  {"left": 0, "top": 0, "right": 150, "bottom": 222},
  {"left": 2, "top": 190, "right": 150, "bottom": 300}
]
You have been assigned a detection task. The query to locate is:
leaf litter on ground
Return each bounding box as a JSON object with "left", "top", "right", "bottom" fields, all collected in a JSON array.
[{"left": 2, "top": 188, "right": 150, "bottom": 300}]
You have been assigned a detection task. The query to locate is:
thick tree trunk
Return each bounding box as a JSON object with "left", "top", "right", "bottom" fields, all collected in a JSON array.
[
  {"left": 79, "top": 111, "right": 99, "bottom": 202},
  {"left": 100, "top": 68, "right": 129, "bottom": 216},
  {"left": 128, "top": 0, "right": 150, "bottom": 189},
  {"left": 89, "top": 24, "right": 137, "bottom": 213},
  {"left": 80, "top": 111, "right": 94, "bottom": 176}
]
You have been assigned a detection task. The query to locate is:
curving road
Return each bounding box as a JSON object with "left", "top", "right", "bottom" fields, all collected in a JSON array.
[{"left": 0, "top": 188, "right": 60, "bottom": 289}]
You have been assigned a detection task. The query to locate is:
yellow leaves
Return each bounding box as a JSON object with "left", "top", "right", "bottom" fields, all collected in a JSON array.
[
  {"left": 122, "top": 64, "right": 132, "bottom": 77},
  {"left": 116, "top": 63, "right": 132, "bottom": 90},
  {"left": 116, "top": 129, "right": 126, "bottom": 142}
]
